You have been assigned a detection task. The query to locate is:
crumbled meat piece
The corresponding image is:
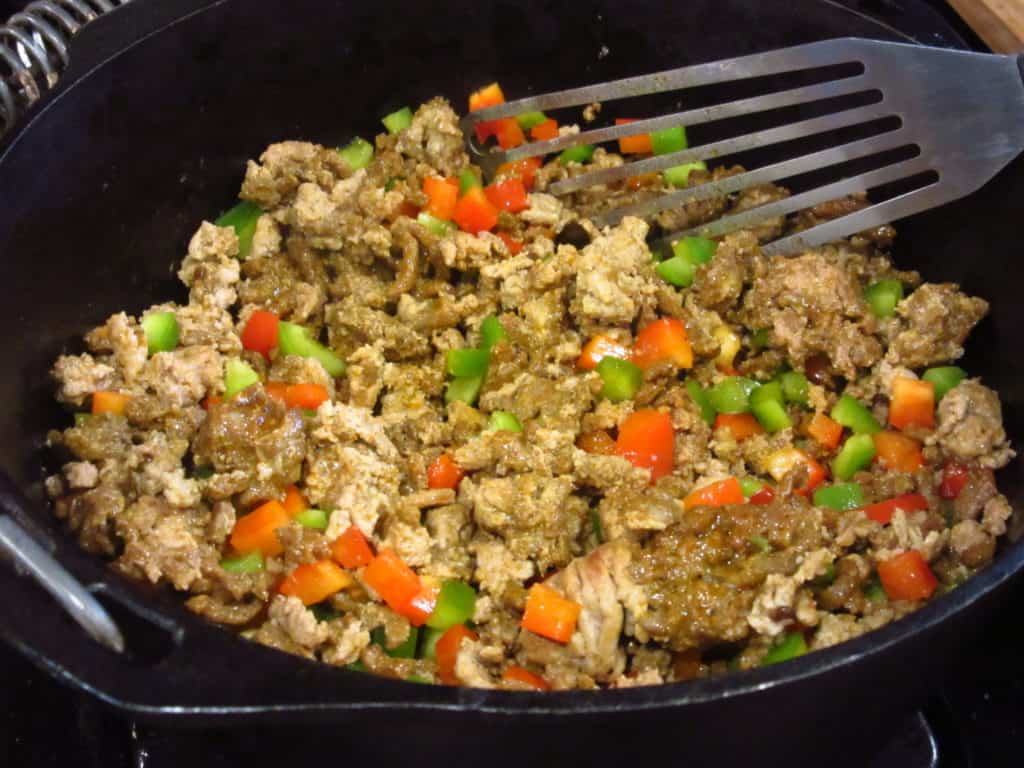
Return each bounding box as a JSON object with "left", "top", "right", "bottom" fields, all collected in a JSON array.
[
  {"left": 612, "top": 668, "right": 665, "bottom": 688},
  {"left": 85, "top": 312, "right": 148, "bottom": 384},
  {"left": 471, "top": 536, "right": 536, "bottom": 595},
  {"left": 53, "top": 485, "right": 125, "bottom": 555},
  {"left": 326, "top": 296, "right": 430, "bottom": 360},
  {"left": 248, "top": 214, "right": 282, "bottom": 260},
  {"left": 931, "top": 380, "right": 1014, "bottom": 468},
  {"left": 63, "top": 461, "right": 99, "bottom": 490},
  {"left": 571, "top": 217, "right": 657, "bottom": 329},
  {"left": 268, "top": 595, "right": 329, "bottom": 648},
  {"left": 949, "top": 520, "right": 997, "bottom": 568},
  {"left": 136, "top": 345, "right": 224, "bottom": 409},
  {"left": 240, "top": 141, "right": 349, "bottom": 208},
  {"left": 178, "top": 222, "right": 241, "bottom": 309},
  {"left": 345, "top": 344, "right": 386, "bottom": 409},
  {"left": 394, "top": 97, "right": 468, "bottom": 177},
  {"left": 186, "top": 594, "right": 264, "bottom": 626},
  {"left": 320, "top": 615, "right": 372, "bottom": 666},
  {"left": 692, "top": 231, "right": 757, "bottom": 310},
  {"left": 520, "top": 193, "right": 569, "bottom": 228},
  {"left": 886, "top": 284, "right": 987, "bottom": 368},
  {"left": 114, "top": 496, "right": 212, "bottom": 590},
  {"left": 52, "top": 353, "right": 118, "bottom": 407},
  {"left": 454, "top": 640, "right": 496, "bottom": 688},
  {"left": 747, "top": 549, "right": 832, "bottom": 636}
]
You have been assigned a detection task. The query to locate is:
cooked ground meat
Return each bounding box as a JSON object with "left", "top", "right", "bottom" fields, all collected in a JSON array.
[{"left": 46, "top": 92, "right": 1014, "bottom": 690}]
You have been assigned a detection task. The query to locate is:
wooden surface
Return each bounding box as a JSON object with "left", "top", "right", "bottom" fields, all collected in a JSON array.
[{"left": 947, "top": 0, "right": 1024, "bottom": 52}]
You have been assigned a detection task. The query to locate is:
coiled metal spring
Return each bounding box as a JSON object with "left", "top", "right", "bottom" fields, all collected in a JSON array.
[{"left": 0, "top": 0, "right": 130, "bottom": 139}]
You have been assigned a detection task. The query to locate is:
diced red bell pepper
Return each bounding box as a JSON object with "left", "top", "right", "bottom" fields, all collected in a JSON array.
[
  {"left": 427, "top": 453, "right": 465, "bottom": 490},
  {"left": 889, "top": 377, "right": 935, "bottom": 430},
  {"left": 331, "top": 525, "right": 375, "bottom": 570},
  {"left": 495, "top": 231, "right": 524, "bottom": 255},
  {"left": 278, "top": 560, "right": 352, "bottom": 606},
  {"left": 877, "top": 549, "right": 938, "bottom": 601},
  {"left": 873, "top": 430, "right": 924, "bottom": 473},
  {"left": 362, "top": 549, "right": 423, "bottom": 620},
  {"left": 938, "top": 461, "right": 971, "bottom": 500},
  {"left": 521, "top": 583, "right": 581, "bottom": 644},
  {"left": 495, "top": 157, "right": 543, "bottom": 190},
  {"left": 201, "top": 395, "right": 222, "bottom": 410},
  {"left": 452, "top": 186, "right": 499, "bottom": 234},
  {"left": 749, "top": 485, "right": 777, "bottom": 505},
  {"left": 806, "top": 412, "right": 843, "bottom": 451},
  {"left": 494, "top": 118, "right": 526, "bottom": 150},
  {"left": 861, "top": 493, "right": 929, "bottom": 524},
  {"left": 503, "top": 665, "right": 551, "bottom": 691},
  {"left": 714, "top": 413, "right": 765, "bottom": 442},
  {"left": 577, "top": 333, "right": 630, "bottom": 370},
  {"left": 530, "top": 118, "right": 559, "bottom": 141},
  {"left": 436, "top": 624, "right": 479, "bottom": 685},
  {"left": 683, "top": 477, "right": 745, "bottom": 510},
  {"left": 615, "top": 118, "right": 654, "bottom": 154},
  {"left": 281, "top": 485, "right": 308, "bottom": 517},
  {"left": 485, "top": 178, "right": 530, "bottom": 213},
  {"left": 614, "top": 409, "right": 675, "bottom": 482},
  {"left": 264, "top": 381, "right": 289, "bottom": 403},
  {"left": 241, "top": 310, "right": 280, "bottom": 359},
  {"left": 422, "top": 176, "right": 459, "bottom": 221},
  {"left": 631, "top": 318, "right": 693, "bottom": 370},
  {"left": 284, "top": 383, "right": 330, "bottom": 410},
  {"left": 403, "top": 577, "right": 441, "bottom": 627},
  {"left": 765, "top": 447, "right": 828, "bottom": 496},
  {"left": 229, "top": 499, "right": 290, "bottom": 558}
]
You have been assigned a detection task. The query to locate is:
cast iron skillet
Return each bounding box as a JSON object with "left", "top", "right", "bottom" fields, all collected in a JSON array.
[{"left": 0, "top": 0, "right": 1021, "bottom": 765}]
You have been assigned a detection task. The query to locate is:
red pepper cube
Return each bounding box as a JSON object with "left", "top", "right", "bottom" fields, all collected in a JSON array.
[
  {"left": 453, "top": 186, "right": 499, "bottom": 234},
  {"left": 484, "top": 178, "right": 530, "bottom": 213}
]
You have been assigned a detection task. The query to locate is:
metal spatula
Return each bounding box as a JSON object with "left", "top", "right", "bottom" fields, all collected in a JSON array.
[{"left": 463, "top": 38, "right": 1024, "bottom": 254}]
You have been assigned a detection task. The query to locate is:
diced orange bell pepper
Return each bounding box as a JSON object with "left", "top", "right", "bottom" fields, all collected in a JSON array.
[
  {"left": 683, "top": 477, "right": 745, "bottom": 510},
  {"left": 331, "top": 525, "right": 375, "bottom": 570},
  {"left": 631, "top": 318, "right": 693, "bottom": 370},
  {"left": 521, "top": 583, "right": 581, "bottom": 644},
  {"left": 426, "top": 453, "right": 465, "bottom": 490},
  {"left": 577, "top": 333, "right": 630, "bottom": 370},
  {"left": 469, "top": 82, "right": 505, "bottom": 112},
  {"left": 530, "top": 118, "right": 559, "bottom": 141},
  {"left": 484, "top": 178, "right": 530, "bottom": 213},
  {"left": 436, "top": 624, "right": 479, "bottom": 685},
  {"left": 576, "top": 429, "right": 617, "bottom": 456},
  {"left": 873, "top": 430, "right": 924, "bottom": 473},
  {"left": 714, "top": 413, "right": 765, "bottom": 442},
  {"left": 615, "top": 118, "right": 654, "bottom": 154},
  {"left": 495, "top": 157, "right": 543, "bottom": 190},
  {"left": 240, "top": 309, "right": 280, "bottom": 360},
  {"left": 877, "top": 549, "right": 938, "bottom": 601},
  {"left": 495, "top": 231, "right": 524, "bottom": 255},
  {"left": 889, "top": 377, "right": 935, "bottom": 430},
  {"left": 92, "top": 391, "right": 131, "bottom": 416},
  {"left": 452, "top": 186, "right": 499, "bottom": 234},
  {"left": 284, "top": 383, "right": 330, "bottom": 410},
  {"left": 765, "top": 447, "right": 828, "bottom": 496},
  {"left": 861, "top": 493, "right": 929, "bottom": 525},
  {"left": 938, "top": 461, "right": 971, "bottom": 500},
  {"left": 614, "top": 409, "right": 675, "bottom": 483},
  {"left": 749, "top": 485, "right": 777, "bottom": 505},
  {"left": 201, "top": 395, "right": 222, "bottom": 410},
  {"left": 264, "top": 381, "right": 289, "bottom": 403},
  {"left": 806, "top": 412, "right": 843, "bottom": 451},
  {"left": 362, "top": 549, "right": 424, "bottom": 621},
  {"left": 229, "top": 499, "right": 290, "bottom": 557},
  {"left": 281, "top": 484, "right": 308, "bottom": 517},
  {"left": 494, "top": 118, "right": 526, "bottom": 150},
  {"left": 278, "top": 559, "right": 353, "bottom": 606},
  {"left": 422, "top": 176, "right": 459, "bottom": 221},
  {"left": 503, "top": 665, "right": 552, "bottom": 691}
]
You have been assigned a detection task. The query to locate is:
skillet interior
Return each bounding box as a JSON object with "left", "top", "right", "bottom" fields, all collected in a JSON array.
[{"left": 0, "top": 0, "right": 1021, "bottom": 763}]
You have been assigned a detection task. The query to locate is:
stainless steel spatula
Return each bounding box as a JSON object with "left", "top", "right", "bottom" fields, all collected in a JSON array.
[{"left": 463, "top": 39, "right": 1024, "bottom": 254}]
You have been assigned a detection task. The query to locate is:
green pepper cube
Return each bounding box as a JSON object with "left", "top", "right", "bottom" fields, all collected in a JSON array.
[
  {"left": 406, "top": 675, "right": 432, "bottom": 684},
  {"left": 558, "top": 144, "right": 595, "bottom": 165},
  {"left": 295, "top": 508, "right": 329, "bottom": 530},
  {"left": 750, "top": 381, "right": 792, "bottom": 432},
  {"left": 372, "top": 626, "right": 420, "bottom": 659},
  {"left": 590, "top": 508, "right": 604, "bottom": 544},
  {"left": 864, "top": 279, "right": 904, "bottom": 318},
  {"left": 596, "top": 357, "right": 644, "bottom": 402},
  {"left": 223, "top": 358, "right": 260, "bottom": 399},
  {"left": 686, "top": 380, "right": 717, "bottom": 425},
  {"left": 922, "top": 366, "right": 967, "bottom": 401},
  {"left": 384, "top": 177, "right": 401, "bottom": 192},
  {"left": 832, "top": 433, "right": 876, "bottom": 480},
  {"left": 458, "top": 168, "right": 482, "bottom": 194},
  {"left": 215, "top": 201, "right": 262, "bottom": 258},
  {"left": 426, "top": 580, "right": 478, "bottom": 630},
  {"left": 708, "top": 376, "right": 757, "bottom": 415},
  {"left": 416, "top": 211, "right": 456, "bottom": 237},
  {"left": 337, "top": 136, "right": 374, "bottom": 170},
  {"left": 220, "top": 551, "right": 264, "bottom": 574},
  {"left": 346, "top": 660, "right": 367, "bottom": 672},
  {"left": 650, "top": 125, "right": 688, "bottom": 156},
  {"left": 812, "top": 482, "right": 866, "bottom": 511},
  {"left": 655, "top": 255, "right": 696, "bottom": 288},
  {"left": 382, "top": 106, "right": 413, "bottom": 134},
  {"left": 829, "top": 394, "right": 881, "bottom": 435},
  {"left": 864, "top": 573, "right": 887, "bottom": 603},
  {"left": 419, "top": 625, "right": 446, "bottom": 661},
  {"left": 310, "top": 602, "right": 340, "bottom": 622},
  {"left": 778, "top": 371, "right": 810, "bottom": 407},
  {"left": 487, "top": 411, "right": 522, "bottom": 433},
  {"left": 480, "top": 315, "right": 507, "bottom": 350},
  {"left": 445, "top": 375, "right": 483, "bottom": 406},
  {"left": 761, "top": 632, "right": 808, "bottom": 666},
  {"left": 750, "top": 328, "right": 771, "bottom": 351},
  {"left": 142, "top": 311, "right": 180, "bottom": 355},
  {"left": 749, "top": 534, "right": 772, "bottom": 553},
  {"left": 277, "top": 321, "right": 347, "bottom": 377},
  {"left": 515, "top": 111, "right": 548, "bottom": 130},
  {"left": 739, "top": 476, "right": 766, "bottom": 498},
  {"left": 672, "top": 235, "right": 717, "bottom": 266},
  {"left": 663, "top": 160, "right": 707, "bottom": 188},
  {"left": 73, "top": 413, "right": 91, "bottom": 427},
  {"left": 446, "top": 348, "right": 490, "bottom": 378}
]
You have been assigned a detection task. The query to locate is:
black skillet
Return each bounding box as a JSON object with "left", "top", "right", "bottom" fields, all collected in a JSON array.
[{"left": 0, "top": 1, "right": 1021, "bottom": 765}]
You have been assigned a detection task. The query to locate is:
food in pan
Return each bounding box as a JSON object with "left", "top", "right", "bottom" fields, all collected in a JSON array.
[{"left": 45, "top": 85, "right": 1015, "bottom": 690}]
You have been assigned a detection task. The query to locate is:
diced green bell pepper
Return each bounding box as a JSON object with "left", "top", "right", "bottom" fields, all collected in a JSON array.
[
  {"left": 663, "top": 160, "right": 707, "bottom": 187},
  {"left": 384, "top": 177, "right": 401, "bottom": 192},
  {"left": 672, "top": 235, "right": 717, "bottom": 265},
  {"left": 446, "top": 347, "right": 490, "bottom": 378},
  {"left": 382, "top": 106, "right": 413, "bottom": 134},
  {"left": 515, "top": 111, "right": 548, "bottom": 130},
  {"left": 749, "top": 534, "right": 772, "bottom": 553},
  {"left": 295, "top": 508, "right": 328, "bottom": 530},
  {"left": 830, "top": 394, "right": 881, "bottom": 435},
  {"left": 778, "top": 371, "right": 810, "bottom": 407},
  {"left": 480, "top": 315, "right": 507, "bottom": 350},
  {"left": 596, "top": 357, "right": 643, "bottom": 402},
  {"left": 750, "top": 328, "right": 771, "bottom": 351},
  {"left": 445, "top": 375, "right": 483, "bottom": 406},
  {"left": 406, "top": 675, "right": 432, "bottom": 684},
  {"left": 487, "top": 410, "right": 522, "bottom": 432},
  {"left": 864, "top": 279, "right": 904, "bottom": 318},
  {"left": 417, "top": 211, "right": 456, "bottom": 237},
  {"left": 224, "top": 358, "right": 260, "bottom": 399},
  {"left": 590, "top": 508, "right": 604, "bottom": 543},
  {"left": 419, "top": 625, "right": 446, "bottom": 661},
  {"left": 220, "top": 551, "right": 264, "bottom": 574},
  {"left": 832, "top": 433, "right": 876, "bottom": 480},
  {"left": 740, "top": 476, "right": 767, "bottom": 498},
  {"left": 372, "top": 626, "right": 420, "bottom": 659},
  {"left": 708, "top": 377, "right": 758, "bottom": 414},
  {"left": 812, "top": 482, "right": 865, "bottom": 511},
  {"left": 651, "top": 125, "right": 688, "bottom": 156},
  {"left": 922, "top": 366, "right": 966, "bottom": 401},
  {"left": 310, "top": 602, "right": 340, "bottom": 622},
  {"left": 74, "top": 413, "right": 91, "bottom": 427},
  {"left": 761, "top": 632, "right": 808, "bottom": 666},
  {"left": 864, "top": 573, "right": 887, "bottom": 603},
  {"left": 558, "top": 144, "right": 595, "bottom": 164},
  {"left": 337, "top": 136, "right": 374, "bottom": 170},
  {"left": 346, "top": 660, "right": 367, "bottom": 672},
  {"left": 277, "top": 322, "right": 347, "bottom": 377},
  {"left": 426, "top": 580, "right": 477, "bottom": 630},
  {"left": 142, "top": 311, "right": 180, "bottom": 355},
  {"left": 655, "top": 255, "right": 696, "bottom": 288},
  {"left": 686, "top": 380, "right": 717, "bottom": 425},
  {"left": 458, "top": 168, "right": 482, "bottom": 194},
  {"left": 750, "top": 381, "right": 792, "bottom": 432},
  {"left": 215, "top": 201, "right": 262, "bottom": 258}
]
